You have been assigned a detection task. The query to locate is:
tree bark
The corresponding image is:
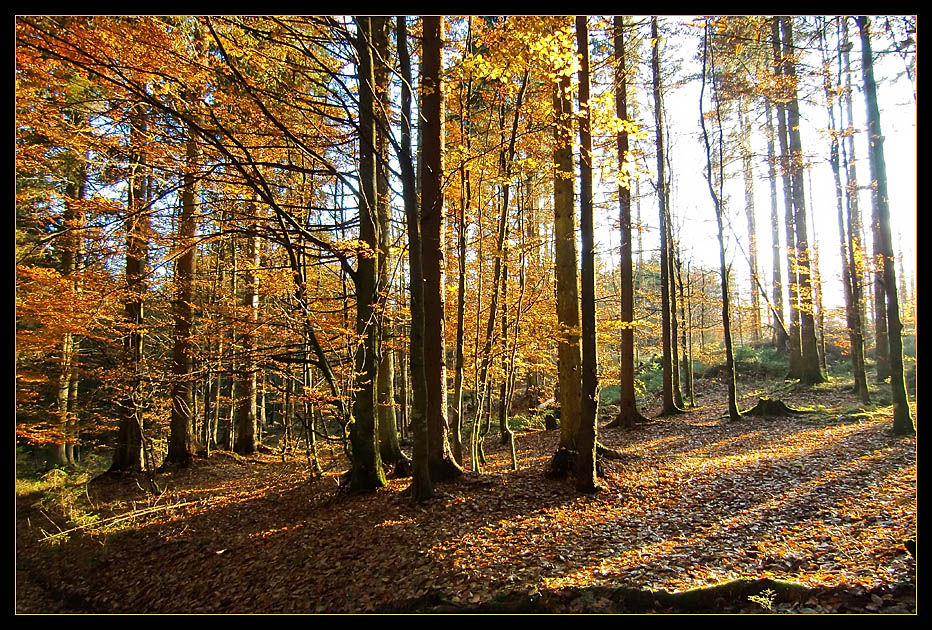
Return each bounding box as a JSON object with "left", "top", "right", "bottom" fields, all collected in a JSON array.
[
  {"left": 651, "top": 17, "right": 684, "bottom": 416},
  {"left": 348, "top": 16, "right": 387, "bottom": 491},
  {"left": 575, "top": 16, "right": 598, "bottom": 493},
  {"left": 552, "top": 69, "right": 582, "bottom": 450},
  {"left": 608, "top": 15, "right": 647, "bottom": 429},
  {"left": 167, "top": 127, "right": 200, "bottom": 464},
  {"left": 780, "top": 16, "right": 824, "bottom": 384},
  {"left": 110, "top": 103, "right": 147, "bottom": 473},
  {"left": 857, "top": 16, "right": 914, "bottom": 435},
  {"left": 420, "top": 16, "right": 463, "bottom": 482},
  {"left": 397, "top": 15, "right": 433, "bottom": 500}
]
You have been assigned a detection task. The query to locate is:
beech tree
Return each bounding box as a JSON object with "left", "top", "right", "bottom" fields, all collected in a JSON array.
[
  {"left": 575, "top": 15, "right": 598, "bottom": 493},
  {"left": 608, "top": 15, "right": 648, "bottom": 430},
  {"left": 856, "top": 16, "right": 914, "bottom": 435}
]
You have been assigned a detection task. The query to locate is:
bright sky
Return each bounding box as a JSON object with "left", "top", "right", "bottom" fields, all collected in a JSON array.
[{"left": 592, "top": 16, "right": 916, "bottom": 314}]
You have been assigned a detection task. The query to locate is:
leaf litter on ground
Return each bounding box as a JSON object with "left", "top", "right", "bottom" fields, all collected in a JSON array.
[{"left": 15, "top": 379, "right": 916, "bottom": 613}]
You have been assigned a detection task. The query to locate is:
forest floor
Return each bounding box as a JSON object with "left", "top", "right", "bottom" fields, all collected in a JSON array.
[{"left": 15, "top": 377, "right": 917, "bottom": 614}]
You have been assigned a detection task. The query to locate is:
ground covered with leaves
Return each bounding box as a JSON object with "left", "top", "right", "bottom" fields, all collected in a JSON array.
[{"left": 16, "top": 379, "right": 916, "bottom": 614}]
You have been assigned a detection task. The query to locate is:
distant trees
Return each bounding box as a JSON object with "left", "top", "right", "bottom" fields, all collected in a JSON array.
[{"left": 14, "top": 15, "right": 915, "bottom": 491}]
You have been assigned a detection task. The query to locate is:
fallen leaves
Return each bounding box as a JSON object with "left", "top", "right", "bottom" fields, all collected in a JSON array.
[{"left": 15, "top": 381, "right": 916, "bottom": 613}]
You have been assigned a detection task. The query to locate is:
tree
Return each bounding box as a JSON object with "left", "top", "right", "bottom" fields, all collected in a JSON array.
[
  {"left": 110, "top": 102, "right": 149, "bottom": 473},
  {"left": 372, "top": 16, "right": 408, "bottom": 473},
  {"left": 166, "top": 121, "right": 201, "bottom": 465},
  {"left": 607, "top": 15, "right": 648, "bottom": 430},
  {"left": 779, "top": 16, "right": 824, "bottom": 384},
  {"left": 700, "top": 18, "right": 740, "bottom": 422},
  {"left": 856, "top": 16, "right": 914, "bottom": 435},
  {"left": 347, "top": 16, "right": 387, "bottom": 492},
  {"left": 420, "top": 16, "right": 464, "bottom": 482},
  {"left": 651, "top": 16, "right": 684, "bottom": 416},
  {"left": 396, "top": 16, "right": 432, "bottom": 501},
  {"left": 551, "top": 41, "right": 582, "bottom": 455},
  {"left": 575, "top": 15, "right": 598, "bottom": 493}
]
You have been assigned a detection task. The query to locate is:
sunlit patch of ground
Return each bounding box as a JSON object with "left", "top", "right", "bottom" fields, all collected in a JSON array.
[{"left": 16, "top": 381, "right": 915, "bottom": 613}]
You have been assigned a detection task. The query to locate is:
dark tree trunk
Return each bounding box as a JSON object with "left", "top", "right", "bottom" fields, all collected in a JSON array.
[
  {"left": 607, "top": 15, "right": 647, "bottom": 429},
  {"left": 371, "top": 16, "right": 407, "bottom": 471},
  {"left": 857, "top": 16, "right": 914, "bottom": 435},
  {"left": 348, "top": 16, "right": 387, "bottom": 492},
  {"left": 167, "top": 128, "right": 200, "bottom": 465},
  {"left": 651, "top": 17, "right": 684, "bottom": 416},
  {"left": 552, "top": 70, "right": 582, "bottom": 451},
  {"left": 233, "top": 200, "right": 259, "bottom": 455},
  {"left": 110, "top": 103, "right": 147, "bottom": 473},
  {"left": 398, "top": 15, "right": 433, "bottom": 500},
  {"left": 575, "top": 16, "right": 598, "bottom": 493},
  {"left": 420, "top": 16, "right": 463, "bottom": 482},
  {"left": 780, "top": 16, "right": 824, "bottom": 384}
]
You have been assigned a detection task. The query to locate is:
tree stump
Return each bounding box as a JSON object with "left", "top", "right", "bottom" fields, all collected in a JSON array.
[
  {"left": 743, "top": 397, "right": 805, "bottom": 417},
  {"left": 546, "top": 447, "right": 605, "bottom": 480}
]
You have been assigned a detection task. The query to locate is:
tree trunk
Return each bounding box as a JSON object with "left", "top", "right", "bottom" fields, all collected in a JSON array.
[
  {"left": 110, "top": 103, "right": 147, "bottom": 473},
  {"left": 763, "top": 98, "right": 788, "bottom": 351},
  {"left": 575, "top": 16, "right": 598, "bottom": 493},
  {"left": 771, "top": 18, "right": 803, "bottom": 377},
  {"left": 371, "top": 16, "right": 407, "bottom": 471},
  {"left": 608, "top": 15, "right": 647, "bottom": 429},
  {"left": 552, "top": 68, "right": 582, "bottom": 451},
  {"left": 420, "top": 16, "right": 463, "bottom": 482},
  {"left": 780, "top": 16, "right": 824, "bottom": 384},
  {"left": 739, "top": 98, "right": 761, "bottom": 342},
  {"left": 823, "top": 18, "right": 870, "bottom": 403},
  {"left": 167, "top": 128, "right": 200, "bottom": 465},
  {"left": 233, "top": 200, "right": 259, "bottom": 455},
  {"left": 857, "top": 16, "right": 913, "bottom": 435},
  {"left": 397, "top": 15, "right": 433, "bottom": 500},
  {"left": 348, "top": 16, "right": 387, "bottom": 492},
  {"left": 652, "top": 17, "right": 684, "bottom": 416},
  {"left": 700, "top": 19, "right": 740, "bottom": 422}
]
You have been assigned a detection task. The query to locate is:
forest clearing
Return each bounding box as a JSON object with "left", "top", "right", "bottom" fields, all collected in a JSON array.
[{"left": 15, "top": 15, "right": 916, "bottom": 614}]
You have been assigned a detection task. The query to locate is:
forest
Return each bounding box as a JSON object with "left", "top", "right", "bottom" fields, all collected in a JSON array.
[{"left": 15, "top": 15, "right": 916, "bottom": 614}]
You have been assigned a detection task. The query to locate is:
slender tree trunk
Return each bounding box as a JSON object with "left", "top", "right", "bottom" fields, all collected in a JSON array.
[
  {"left": 857, "top": 16, "right": 913, "bottom": 434},
  {"left": 53, "top": 112, "right": 86, "bottom": 468},
  {"left": 371, "top": 16, "right": 407, "bottom": 472},
  {"left": 701, "top": 19, "right": 740, "bottom": 422},
  {"left": 824, "top": 19, "right": 870, "bottom": 403},
  {"left": 575, "top": 16, "right": 598, "bottom": 493},
  {"left": 652, "top": 17, "right": 683, "bottom": 416},
  {"left": 739, "top": 98, "right": 761, "bottom": 342},
  {"left": 771, "top": 18, "right": 803, "bottom": 376},
  {"left": 552, "top": 68, "right": 582, "bottom": 450},
  {"left": 397, "top": 15, "right": 433, "bottom": 500},
  {"left": 420, "top": 16, "right": 463, "bottom": 482},
  {"left": 781, "top": 16, "right": 824, "bottom": 384},
  {"left": 348, "top": 16, "right": 387, "bottom": 491},
  {"left": 167, "top": 128, "right": 200, "bottom": 465},
  {"left": 110, "top": 103, "right": 147, "bottom": 473},
  {"left": 608, "top": 15, "right": 647, "bottom": 429},
  {"left": 233, "top": 200, "right": 259, "bottom": 454},
  {"left": 763, "top": 98, "right": 788, "bottom": 351}
]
